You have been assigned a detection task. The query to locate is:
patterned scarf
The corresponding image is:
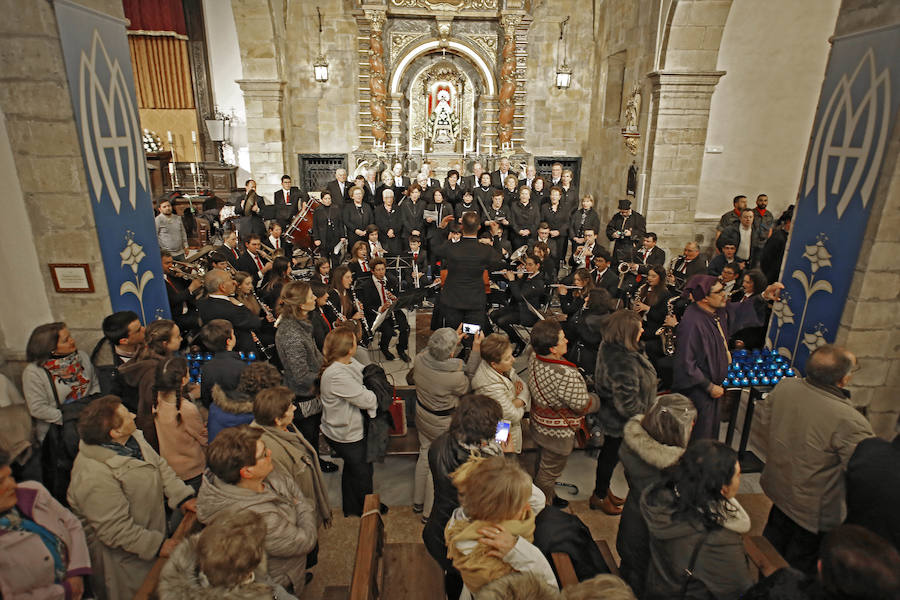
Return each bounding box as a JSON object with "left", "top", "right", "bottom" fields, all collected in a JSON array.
[
  {"left": 42, "top": 351, "right": 90, "bottom": 403},
  {"left": 0, "top": 506, "right": 68, "bottom": 582}
]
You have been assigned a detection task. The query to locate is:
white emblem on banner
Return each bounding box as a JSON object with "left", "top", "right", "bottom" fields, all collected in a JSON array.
[{"left": 79, "top": 30, "right": 147, "bottom": 214}]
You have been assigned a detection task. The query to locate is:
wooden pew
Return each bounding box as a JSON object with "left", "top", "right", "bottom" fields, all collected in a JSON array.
[
  {"left": 348, "top": 494, "right": 386, "bottom": 600},
  {"left": 133, "top": 511, "right": 201, "bottom": 600},
  {"left": 551, "top": 538, "right": 620, "bottom": 588},
  {"left": 743, "top": 534, "right": 790, "bottom": 578}
]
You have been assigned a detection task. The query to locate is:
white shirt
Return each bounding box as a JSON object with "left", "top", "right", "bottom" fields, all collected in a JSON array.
[{"left": 738, "top": 225, "right": 753, "bottom": 259}]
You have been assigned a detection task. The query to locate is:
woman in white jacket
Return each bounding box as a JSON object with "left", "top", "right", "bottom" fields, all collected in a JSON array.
[
  {"left": 319, "top": 327, "right": 381, "bottom": 517},
  {"left": 470, "top": 334, "right": 530, "bottom": 454}
]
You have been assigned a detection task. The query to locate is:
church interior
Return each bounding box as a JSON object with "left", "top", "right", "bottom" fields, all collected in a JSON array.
[{"left": 0, "top": 0, "right": 899, "bottom": 598}]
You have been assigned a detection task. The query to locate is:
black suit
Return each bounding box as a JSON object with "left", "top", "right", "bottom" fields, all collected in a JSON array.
[
  {"left": 359, "top": 273, "right": 409, "bottom": 353},
  {"left": 671, "top": 256, "right": 708, "bottom": 289},
  {"left": 326, "top": 180, "right": 352, "bottom": 204},
  {"left": 197, "top": 296, "right": 262, "bottom": 355},
  {"left": 403, "top": 249, "right": 429, "bottom": 290},
  {"left": 420, "top": 178, "right": 441, "bottom": 203},
  {"left": 390, "top": 175, "right": 411, "bottom": 198},
  {"left": 362, "top": 180, "right": 381, "bottom": 208},
  {"left": 236, "top": 250, "right": 269, "bottom": 286},
  {"left": 272, "top": 187, "right": 306, "bottom": 228},
  {"left": 218, "top": 243, "right": 242, "bottom": 267},
  {"left": 491, "top": 169, "right": 517, "bottom": 189},
  {"left": 374, "top": 205, "right": 405, "bottom": 254},
  {"left": 594, "top": 267, "right": 619, "bottom": 298},
  {"left": 433, "top": 236, "right": 505, "bottom": 329},
  {"left": 492, "top": 272, "right": 546, "bottom": 346},
  {"left": 400, "top": 198, "right": 427, "bottom": 238},
  {"left": 234, "top": 192, "right": 267, "bottom": 241},
  {"left": 606, "top": 211, "right": 647, "bottom": 264},
  {"left": 461, "top": 174, "right": 481, "bottom": 193},
  {"left": 164, "top": 274, "right": 200, "bottom": 333},
  {"left": 636, "top": 246, "right": 666, "bottom": 274},
  {"left": 312, "top": 203, "right": 344, "bottom": 261},
  {"left": 342, "top": 202, "right": 374, "bottom": 243}
]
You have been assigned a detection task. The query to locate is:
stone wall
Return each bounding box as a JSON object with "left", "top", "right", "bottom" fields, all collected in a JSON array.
[
  {"left": 832, "top": 0, "right": 900, "bottom": 438},
  {"left": 0, "top": 0, "right": 123, "bottom": 357}
]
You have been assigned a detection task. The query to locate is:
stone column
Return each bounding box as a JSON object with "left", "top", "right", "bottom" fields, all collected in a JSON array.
[
  {"left": 388, "top": 94, "right": 403, "bottom": 157},
  {"left": 479, "top": 95, "right": 500, "bottom": 166},
  {"left": 498, "top": 15, "right": 520, "bottom": 150},
  {"left": 644, "top": 71, "right": 725, "bottom": 255},
  {"left": 367, "top": 10, "right": 388, "bottom": 147},
  {"left": 237, "top": 79, "right": 286, "bottom": 200}
]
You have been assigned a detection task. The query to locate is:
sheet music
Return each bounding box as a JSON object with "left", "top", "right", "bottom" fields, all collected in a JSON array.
[
  {"left": 523, "top": 297, "right": 545, "bottom": 321},
  {"left": 371, "top": 308, "right": 391, "bottom": 332},
  {"left": 423, "top": 209, "right": 439, "bottom": 222}
]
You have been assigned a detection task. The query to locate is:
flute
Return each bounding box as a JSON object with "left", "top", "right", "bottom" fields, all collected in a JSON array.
[
  {"left": 490, "top": 269, "right": 528, "bottom": 275},
  {"left": 550, "top": 284, "right": 583, "bottom": 289}
]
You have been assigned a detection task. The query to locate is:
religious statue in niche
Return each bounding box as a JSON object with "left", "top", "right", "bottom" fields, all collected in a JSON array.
[
  {"left": 427, "top": 85, "right": 461, "bottom": 147},
  {"left": 622, "top": 84, "right": 642, "bottom": 155}
]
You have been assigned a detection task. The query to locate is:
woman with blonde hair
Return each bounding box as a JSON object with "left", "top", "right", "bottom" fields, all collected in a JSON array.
[
  {"left": 319, "top": 328, "right": 383, "bottom": 517},
  {"left": 348, "top": 240, "right": 370, "bottom": 280},
  {"left": 233, "top": 270, "right": 263, "bottom": 319},
  {"left": 445, "top": 455, "right": 557, "bottom": 598},
  {"left": 470, "top": 333, "right": 530, "bottom": 453},
  {"left": 274, "top": 281, "right": 337, "bottom": 472}
]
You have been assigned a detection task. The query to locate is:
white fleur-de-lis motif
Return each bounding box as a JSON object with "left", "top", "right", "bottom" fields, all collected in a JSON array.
[
  {"left": 119, "top": 234, "right": 146, "bottom": 275},
  {"left": 802, "top": 237, "right": 833, "bottom": 273},
  {"left": 802, "top": 324, "right": 829, "bottom": 354},
  {"left": 118, "top": 231, "right": 154, "bottom": 323},
  {"left": 772, "top": 298, "right": 795, "bottom": 326}
]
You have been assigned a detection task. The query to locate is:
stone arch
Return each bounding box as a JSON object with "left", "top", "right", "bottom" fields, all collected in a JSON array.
[
  {"left": 389, "top": 38, "right": 496, "bottom": 96},
  {"left": 658, "top": 0, "right": 733, "bottom": 72}
]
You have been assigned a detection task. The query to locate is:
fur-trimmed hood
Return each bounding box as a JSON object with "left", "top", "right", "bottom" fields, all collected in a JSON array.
[
  {"left": 211, "top": 383, "right": 254, "bottom": 415},
  {"left": 622, "top": 415, "right": 685, "bottom": 470},
  {"left": 159, "top": 535, "right": 293, "bottom": 600}
]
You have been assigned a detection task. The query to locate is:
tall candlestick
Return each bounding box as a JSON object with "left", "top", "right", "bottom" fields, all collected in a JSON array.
[
  {"left": 168, "top": 162, "right": 174, "bottom": 174},
  {"left": 488, "top": 140, "right": 493, "bottom": 156},
  {"left": 394, "top": 139, "right": 399, "bottom": 155},
  {"left": 190, "top": 163, "right": 196, "bottom": 174},
  {"left": 167, "top": 130, "right": 173, "bottom": 144},
  {"left": 191, "top": 130, "right": 197, "bottom": 143},
  {"left": 476, "top": 141, "right": 480, "bottom": 155}
]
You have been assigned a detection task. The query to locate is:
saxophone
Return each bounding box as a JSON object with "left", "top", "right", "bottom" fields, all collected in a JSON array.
[{"left": 655, "top": 296, "right": 678, "bottom": 356}]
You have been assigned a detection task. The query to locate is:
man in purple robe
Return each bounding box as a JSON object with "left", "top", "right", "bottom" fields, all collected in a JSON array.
[{"left": 673, "top": 274, "right": 782, "bottom": 440}]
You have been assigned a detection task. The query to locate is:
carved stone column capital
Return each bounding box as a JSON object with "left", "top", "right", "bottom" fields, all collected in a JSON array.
[
  {"left": 500, "top": 14, "right": 522, "bottom": 36},
  {"left": 365, "top": 9, "right": 386, "bottom": 31}
]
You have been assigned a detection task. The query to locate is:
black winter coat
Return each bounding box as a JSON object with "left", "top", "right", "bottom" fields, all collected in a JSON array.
[
  {"left": 423, "top": 432, "right": 471, "bottom": 571},
  {"left": 593, "top": 342, "right": 658, "bottom": 437},
  {"left": 361, "top": 364, "right": 395, "bottom": 463}
]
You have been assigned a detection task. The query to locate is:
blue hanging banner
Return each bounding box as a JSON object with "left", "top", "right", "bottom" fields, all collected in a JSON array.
[
  {"left": 767, "top": 24, "right": 900, "bottom": 373},
  {"left": 53, "top": 0, "right": 170, "bottom": 323}
]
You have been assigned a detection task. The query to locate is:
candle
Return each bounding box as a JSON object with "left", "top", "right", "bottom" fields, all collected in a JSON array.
[
  {"left": 191, "top": 131, "right": 197, "bottom": 143},
  {"left": 168, "top": 163, "right": 174, "bottom": 174},
  {"left": 488, "top": 140, "right": 493, "bottom": 156},
  {"left": 394, "top": 139, "right": 399, "bottom": 155},
  {"left": 167, "top": 131, "right": 172, "bottom": 143},
  {"left": 190, "top": 163, "right": 196, "bottom": 174},
  {"left": 422, "top": 138, "right": 425, "bottom": 155},
  {"left": 476, "top": 141, "right": 480, "bottom": 155}
]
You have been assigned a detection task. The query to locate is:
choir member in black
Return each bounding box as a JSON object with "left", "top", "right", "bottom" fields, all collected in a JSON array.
[
  {"left": 235, "top": 233, "right": 272, "bottom": 286},
  {"left": 415, "top": 172, "right": 438, "bottom": 203},
  {"left": 518, "top": 164, "right": 537, "bottom": 190},
  {"left": 490, "top": 253, "right": 546, "bottom": 355},
  {"left": 421, "top": 163, "right": 442, "bottom": 198},
  {"left": 425, "top": 188, "right": 453, "bottom": 257},
  {"left": 373, "top": 189, "right": 404, "bottom": 255},
  {"left": 461, "top": 161, "right": 483, "bottom": 192},
  {"left": 559, "top": 169, "right": 578, "bottom": 214},
  {"left": 364, "top": 225, "right": 386, "bottom": 262},
  {"left": 509, "top": 186, "right": 539, "bottom": 251},
  {"left": 311, "top": 190, "right": 345, "bottom": 266},
  {"left": 636, "top": 232, "right": 666, "bottom": 272},
  {"left": 443, "top": 169, "right": 464, "bottom": 208},
  {"left": 329, "top": 265, "right": 363, "bottom": 322},
  {"left": 667, "top": 242, "right": 708, "bottom": 290},
  {"left": 532, "top": 241, "right": 557, "bottom": 284},
  {"left": 707, "top": 241, "right": 745, "bottom": 277},
  {"left": 348, "top": 241, "right": 371, "bottom": 281},
  {"left": 197, "top": 269, "right": 263, "bottom": 355},
  {"left": 376, "top": 170, "right": 394, "bottom": 205},
  {"left": 673, "top": 274, "right": 782, "bottom": 440},
  {"left": 569, "top": 227, "right": 601, "bottom": 272},
  {"left": 259, "top": 256, "right": 292, "bottom": 308},
  {"left": 565, "top": 287, "right": 614, "bottom": 373},
  {"left": 486, "top": 221, "right": 512, "bottom": 260},
  {"left": 403, "top": 235, "right": 429, "bottom": 290},
  {"left": 531, "top": 175, "right": 549, "bottom": 207},
  {"left": 272, "top": 175, "right": 305, "bottom": 228},
  {"left": 360, "top": 257, "right": 410, "bottom": 362},
  {"left": 592, "top": 250, "right": 620, "bottom": 298},
  {"left": 161, "top": 250, "right": 202, "bottom": 333},
  {"left": 265, "top": 221, "right": 291, "bottom": 263},
  {"left": 361, "top": 168, "right": 380, "bottom": 209},
  {"left": 235, "top": 179, "right": 267, "bottom": 241},
  {"left": 502, "top": 174, "right": 520, "bottom": 207},
  {"left": 548, "top": 162, "right": 563, "bottom": 187},
  {"left": 632, "top": 265, "right": 674, "bottom": 377},
  {"left": 540, "top": 190, "right": 569, "bottom": 261},
  {"left": 729, "top": 269, "right": 770, "bottom": 350},
  {"left": 400, "top": 183, "right": 427, "bottom": 240},
  {"left": 343, "top": 185, "right": 374, "bottom": 245},
  {"left": 473, "top": 172, "right": 495, "bottom": 211},
  {"left": 606, "top": 198, "right": 646, "bottom": 265},
  {"left": 390, "top": 163, "right": 411, "bottom": 198},
  {"left": 570, "top": 194, "right": 602, "bottom": 252},
  {"left": 309, "top": 281, "right": 336, "bottom": 350},
  {"left": 326, "top": 167, "right": 351, "bottom": 204},
  {"left": 760, "top": 206, "right": 793, "bottom": 285},
  {"left": 454, "top": 188, "right": 480, "bottom": 222},
  {"left": 490, "top": 157, "right": 517, "bottom": 189},
  {"left": 483, "top": 190, "right": 512, "bottom": 239}
]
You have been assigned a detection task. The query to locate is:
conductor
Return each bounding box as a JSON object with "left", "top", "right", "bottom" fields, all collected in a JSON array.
[{"left": 432, "top": 211, "right": 505, "bottom": 330}]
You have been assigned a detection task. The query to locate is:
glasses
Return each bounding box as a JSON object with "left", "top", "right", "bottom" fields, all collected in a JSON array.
[{"left": 709, "top": 288, "right": 727, "bottom": 296}]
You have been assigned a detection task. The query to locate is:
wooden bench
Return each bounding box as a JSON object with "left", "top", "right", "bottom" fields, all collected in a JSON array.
[
  {"left": 323, "top": 494, "right": 444, "bottom": 599},
  {"left": 551, "top": 538, "right": 620, "bottom": 588},
  {"left": 133, "top": 511, "right": 201, "bottom": 600},
  {"left": 743, "top": 534, "right": 789, "bottom": 578}
]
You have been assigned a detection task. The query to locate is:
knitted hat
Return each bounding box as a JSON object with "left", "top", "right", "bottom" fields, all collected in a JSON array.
[{"left": 427, "top": 327, "right": 459, "bottom": 361}]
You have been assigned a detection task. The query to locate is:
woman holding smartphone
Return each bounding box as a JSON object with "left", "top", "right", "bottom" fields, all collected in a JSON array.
[{"left": 470, "top": 333, "right": 530, "bottom": 454}]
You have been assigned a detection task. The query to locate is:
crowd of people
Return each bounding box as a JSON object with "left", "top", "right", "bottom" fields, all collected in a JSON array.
[{"left": 1, "top": 160, "right": 898, "bottom": 600}]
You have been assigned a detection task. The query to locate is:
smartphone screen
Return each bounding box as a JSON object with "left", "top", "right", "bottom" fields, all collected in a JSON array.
[
  {"left": 494, "top": 420, "right": 511, "bottom": 443},
  {"left": 462, "top": 322, "right": 482, "bottom": 335}
]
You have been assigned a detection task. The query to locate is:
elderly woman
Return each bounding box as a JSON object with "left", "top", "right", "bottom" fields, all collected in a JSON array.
[
  {"left": 471, "top": 334, "right": 530, "bottom": 454},
  {"left": 0, "top": 449, "right": 91, "bottom": 600},
  {"left": 252, "top": 385, "right": 332, "bottom": 528},
  {"left": 67, "top": 395, "right": 195, "bottom": 600},
  {"left": 641, "top": 440, "right": 753, "bottom": 599},
  {"left": 159, "top": 510, "right": 297, "bottom": 600},
  {"left": 23, "top": 322, "right": 100, "bottom": 446},
  {"left": 616, "top": 394, "right": 696, "bottom": 597},
  {"left": 412, "top": 327, "right": 482, "bottom": 518},
  {"left": 423, "top": 394, "right": 505, "bottom": 599},
  {"left": 591, "top": 310, "right": 658, "bottom": 514}
]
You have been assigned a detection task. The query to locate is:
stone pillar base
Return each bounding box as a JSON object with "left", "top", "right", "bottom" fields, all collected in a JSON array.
[{"left": 237, "top": 79, "right": 286, "bottom": 199}]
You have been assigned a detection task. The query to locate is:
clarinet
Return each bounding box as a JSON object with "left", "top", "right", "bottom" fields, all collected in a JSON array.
[
  {"left": 326, "top": 298, "right": 348, "bottom": 322},
  {"left": 251, "top": 288, "right": 275, "bottom": 321},
  {"left": 350, "top": 284, "right": 373, "bottom": 345},
  {"left": 250, "top": 331, "right": 274, "bottom": 362}
]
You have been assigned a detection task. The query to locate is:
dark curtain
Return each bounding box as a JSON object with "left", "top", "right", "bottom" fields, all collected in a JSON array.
[{"left": 123, "top": 0, "right": 187, "bottom": 35}]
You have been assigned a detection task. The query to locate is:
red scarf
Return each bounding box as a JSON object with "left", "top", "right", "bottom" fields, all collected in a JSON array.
[{"left": 534, "top": 354, "right": 577, "bottom": 369}]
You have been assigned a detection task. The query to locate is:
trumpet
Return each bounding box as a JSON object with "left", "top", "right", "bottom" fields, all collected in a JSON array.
[
  {"left": 170, "top": 264, "right": 203, "bottom": 280},
  {"left": 550, "top": 284, "right": 583, "bottom": 289},
  {"left": 509, "top": 244, "right": 528, "bottom": 264},
  {"left": 258, "top": 244, "right": 276, "bottom": 261},
  {"left": 618, "top": 262, "right": 638, "bottom": 275},
  {"left": 572, "top": 245, "right": 588, "bottom": 269}
]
